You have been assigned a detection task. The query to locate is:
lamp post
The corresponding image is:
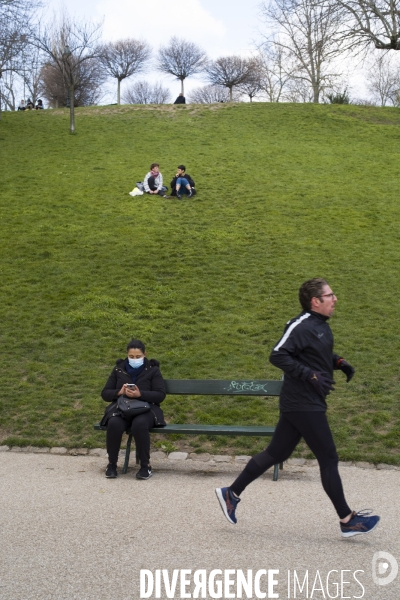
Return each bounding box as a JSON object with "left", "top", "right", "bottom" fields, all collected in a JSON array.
[{"left": 62, "top": 45, "right": 75, "bottom": 133}]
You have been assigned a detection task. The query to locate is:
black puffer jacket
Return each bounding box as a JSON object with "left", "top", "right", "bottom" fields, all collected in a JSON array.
[
  {"left": 100, "top": 357, "right": 166, "bottom": 426},
  {"left": 170, "top": 173, "right": 196, "bottom": 196}
]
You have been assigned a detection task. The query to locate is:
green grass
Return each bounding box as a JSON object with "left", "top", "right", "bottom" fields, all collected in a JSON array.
[{"left": 1, "top": 102, "right": 400, "bottom": 463}]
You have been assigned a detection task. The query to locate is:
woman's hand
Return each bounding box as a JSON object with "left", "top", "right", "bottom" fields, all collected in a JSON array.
[{"left": 125, "top": 385, "right": 141, "bottom": 398}]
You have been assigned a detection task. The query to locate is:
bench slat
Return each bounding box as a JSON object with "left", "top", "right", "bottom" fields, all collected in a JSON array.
[
  {"left": 94, "top": 423, "right": 275, "bottom": 436},
  {"left": 149, "top": 424, "right": 275, "bottom": 435},
  {"left": 164, "top": 379, "right": 282, "bottom": 396}
]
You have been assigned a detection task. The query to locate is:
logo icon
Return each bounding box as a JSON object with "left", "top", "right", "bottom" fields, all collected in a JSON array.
[{"left": 372, "top": 551, "right": 398, "bottom": 586}]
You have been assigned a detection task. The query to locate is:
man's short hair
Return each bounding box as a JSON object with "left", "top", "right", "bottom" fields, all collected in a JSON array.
[
  {"left": 299, "top": 278, "right": 328, "bottom": 311},
  {"left": 177, "top": 164, "right": 186, "bottom": 171},
  {"left": 150, "top": 162, "right": 159, "bottom": 170}
]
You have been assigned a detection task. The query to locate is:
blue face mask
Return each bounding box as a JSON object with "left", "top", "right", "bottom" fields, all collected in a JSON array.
[{"left": 128, "top": 357, "right": 144, "bottom": 368}]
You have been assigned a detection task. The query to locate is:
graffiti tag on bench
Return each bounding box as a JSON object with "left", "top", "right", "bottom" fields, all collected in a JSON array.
[{"left": 224, "top": 381, "right": 269, "bottom": 394}]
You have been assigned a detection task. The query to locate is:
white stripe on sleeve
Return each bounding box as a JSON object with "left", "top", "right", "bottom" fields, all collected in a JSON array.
[{"left": 273, "top": 313, "right": 311, "bottom": 351}]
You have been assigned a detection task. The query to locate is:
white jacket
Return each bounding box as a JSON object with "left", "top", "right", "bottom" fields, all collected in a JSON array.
[{"left": 144, "top": 171, "right": 163, "bottom": 192}]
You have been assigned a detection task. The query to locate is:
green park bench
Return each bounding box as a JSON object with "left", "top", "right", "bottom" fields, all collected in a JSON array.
[{"left": 94, "top": 379, "right": 284, "bottom": 480}]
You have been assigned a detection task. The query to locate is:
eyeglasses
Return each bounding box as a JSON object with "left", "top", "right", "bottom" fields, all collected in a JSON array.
[{"left": 319, "top": 293, "right": 336, "bottom": 299}]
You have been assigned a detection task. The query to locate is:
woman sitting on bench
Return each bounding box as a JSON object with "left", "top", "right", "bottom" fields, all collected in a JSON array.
[{"left": 100, "top": 339, "right": 166, "bottom": 480}]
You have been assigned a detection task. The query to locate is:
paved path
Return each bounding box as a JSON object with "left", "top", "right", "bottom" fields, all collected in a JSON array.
[{"left": 0, "top": 452, "right": 399, "bottom": 600}]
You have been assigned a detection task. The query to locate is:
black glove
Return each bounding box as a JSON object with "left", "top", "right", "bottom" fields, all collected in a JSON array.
[
  {"left": 337, "top": 359, "right": 355, "bottom": 382},
  {"left": 308, "top": 371, "right": 335, "bottom": 397}
]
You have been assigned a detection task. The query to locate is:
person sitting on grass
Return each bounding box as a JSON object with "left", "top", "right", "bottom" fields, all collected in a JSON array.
[
  {"left": 170, "top": 165, "right": 196, "bottom": 199},
  {"left": 100, "top": 338, "right": 166, "bottom": 480},
  {"left": 143, "top": 163, "right": 168, "bottom": 197}
]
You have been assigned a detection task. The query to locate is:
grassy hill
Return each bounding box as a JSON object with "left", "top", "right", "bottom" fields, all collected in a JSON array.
[{"left": 1, "top": 102, "right": 400, "bottom": 463}]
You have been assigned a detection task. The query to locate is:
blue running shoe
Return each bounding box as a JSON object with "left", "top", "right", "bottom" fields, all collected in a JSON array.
[
  {"left": 215, "top": 487, "right": 240, "bottom": 524},
  {"left": 340, "top": 509, "right": 380, "bottom": 538}
]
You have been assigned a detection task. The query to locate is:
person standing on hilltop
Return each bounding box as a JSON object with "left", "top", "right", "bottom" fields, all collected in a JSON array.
[{"left": 174, "top": 93, "right": 186, "bottom": 104}]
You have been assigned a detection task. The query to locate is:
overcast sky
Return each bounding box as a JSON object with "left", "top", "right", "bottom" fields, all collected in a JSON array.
[
  {"left": 44, "top": 0, "right": 267, "bottom": 101},
  {"left": 43, "top": 0, "right": 377, "bottom": 103},
  {"left": 47, "top": 0, "right": 263, "bottom": 55}
]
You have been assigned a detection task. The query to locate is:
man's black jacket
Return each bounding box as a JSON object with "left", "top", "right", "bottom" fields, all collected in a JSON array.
[
  {"left": 170, "top": 173, "right": 196, "bottom": 196},
  {"left": 269, "top": 311, "right": 341, "bottom": 411},
  {"left": 174, "top": 95, "right": 186, "bottom": 104}
]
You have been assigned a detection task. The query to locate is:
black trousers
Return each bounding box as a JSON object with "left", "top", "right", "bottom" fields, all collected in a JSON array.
[
  {"left": 147, "top": 176, "right": 165, "bottom": 195},
  {"left": 106, "top": 412, "right": 155, "bottom": 466},
  {"left": 230, "top": 411, "right": 351, "bottom": 519}
]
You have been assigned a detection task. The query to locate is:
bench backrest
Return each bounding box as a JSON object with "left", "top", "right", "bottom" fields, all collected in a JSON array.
[{"left": 164, "top": 379, "right": 282, "bottom": 396}]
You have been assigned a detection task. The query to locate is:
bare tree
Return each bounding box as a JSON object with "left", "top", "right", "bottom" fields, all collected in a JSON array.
[
  {"left": 99, "top": 39, "right": 151, "bottom": 104},
  {"left": 151, "top": 82, "right": 171, "bottom": 104},
  {"left": 237, "top": 58, "right": 264, "bottom": 101},
  {"left": 39, "top": 62, "right": 64, "bottom": 107},
  {"left": 238, "top": 78, "right": 263, "bottom": 101},
  {"left": 123, "top": 80, "right": 152, "bottom": 104},
  {"left": 335, "top": 0, "right": 400, "bottom": 51},
  {"left": 1, "top": 64, "right": 17, "bottom": 109},
  {"left": 205, "top": 55, "right": 252, "bottom": 101},
  {"left": 18, "top": 44, "right": 44, "bottom": 106},
  {"left": 366, "top": 53, "right": 400, "bottom": 104},
  {"left": 122, "top": 80, "right": 171, "bottom": 104},
  {"left": 392, "top": 89, "right": 400, "bottom": 104},
  {"left": 157, "top": 36, "right": 207, "bottom": 95},
  {"left": 0, "top": 0, "right": 35, "bottom": 117},
  {"left": 256, "top": 45, "right": 295, "bottom": 101},
  {"left": 285, "top": 76, "right": 315, "bottom": 101},
  {"left": 40, "top": 57, "right": 105, "bottom": 107},
  {"left": 33, "top": 12, "right": 103, "bottom": 132},
  {"left": 187, "top": 84, "right": 241, "bottom": 103},
  {"left": 260, "top": 0, "right": 344, "bottom": 103}
]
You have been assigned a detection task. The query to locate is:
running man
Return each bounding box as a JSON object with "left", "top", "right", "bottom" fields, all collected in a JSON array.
[{"left": 216, "top": 278, "right": 380, "bottom": 538}]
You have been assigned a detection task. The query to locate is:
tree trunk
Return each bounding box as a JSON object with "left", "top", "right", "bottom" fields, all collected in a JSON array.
[
  {"left": 229, "top": 86, "right": 233, "bottom": 101},
  {"left": 181, "top": 78, "right": 184, "bottom": 95},
  {"left": 117, "top": 78, "right": 121, "bottom": 104},
  {"left": 70, "top": 86, "right": 75, "bottom": 134}
]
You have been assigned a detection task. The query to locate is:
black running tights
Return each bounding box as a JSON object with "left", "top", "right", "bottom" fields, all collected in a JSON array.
[{"left": 230, "top": 411, "right": 351, "bottom": 519}]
